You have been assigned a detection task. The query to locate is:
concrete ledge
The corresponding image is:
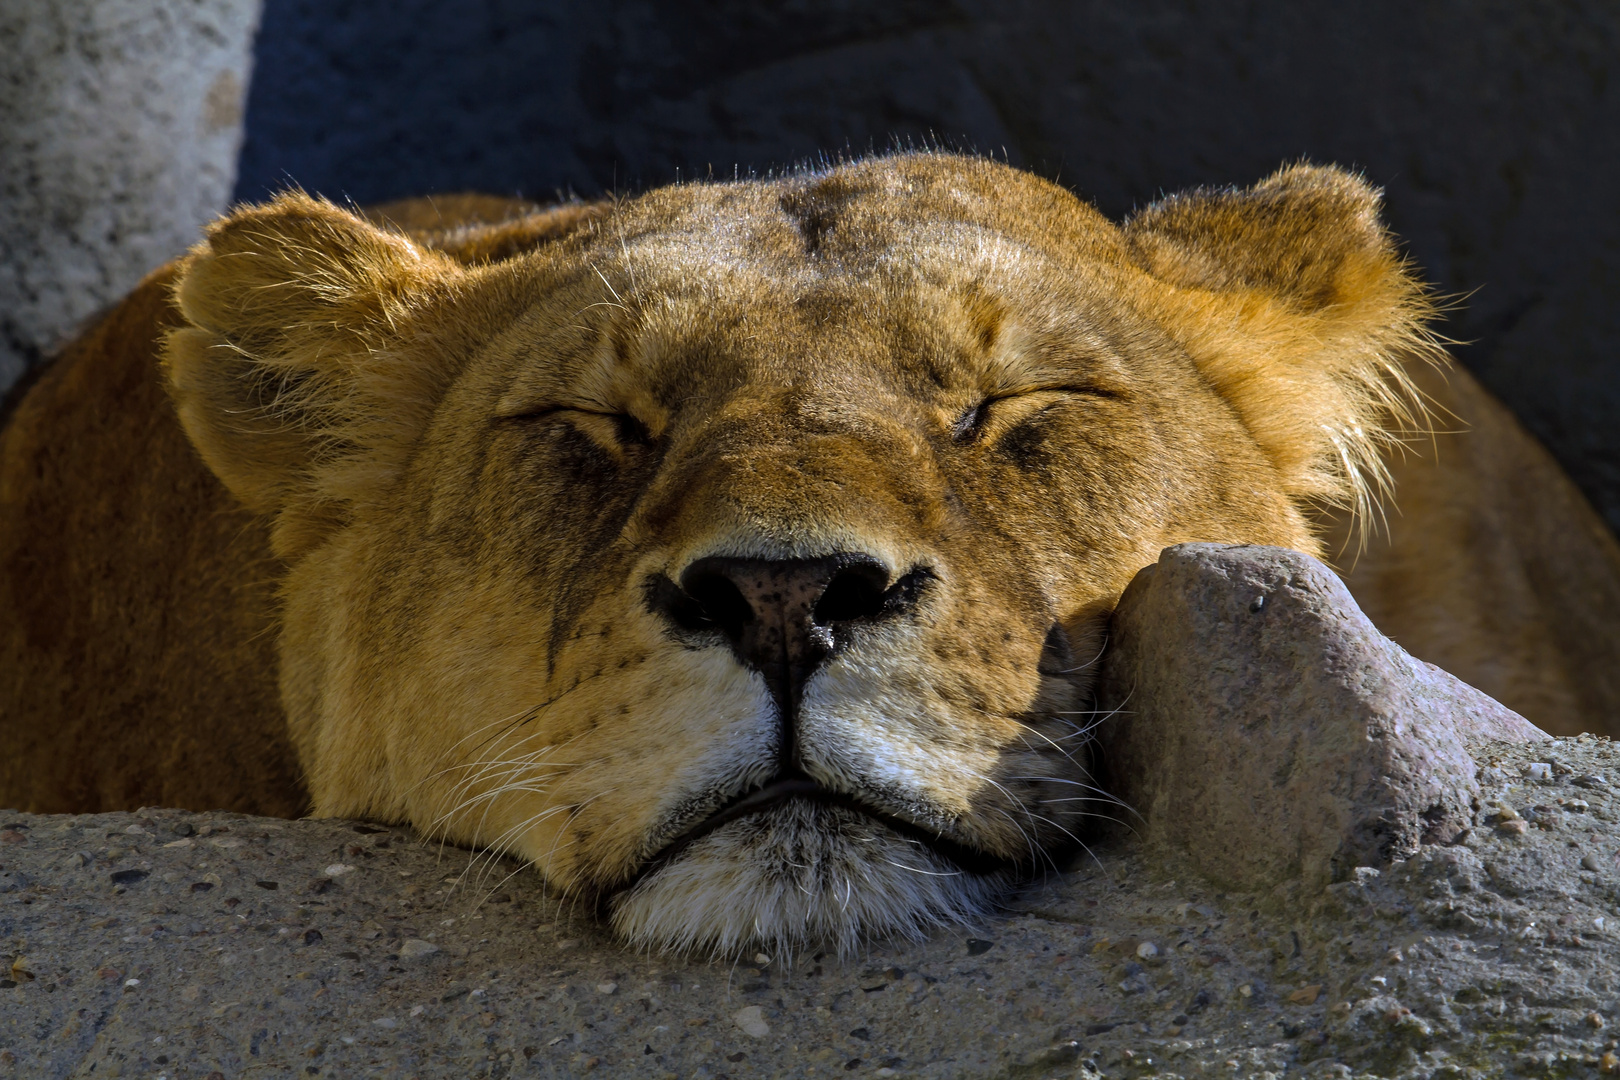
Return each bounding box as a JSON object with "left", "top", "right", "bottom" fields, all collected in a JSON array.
[{"left": 3, "top": 754, "right": 1618, "bottom": 1076}]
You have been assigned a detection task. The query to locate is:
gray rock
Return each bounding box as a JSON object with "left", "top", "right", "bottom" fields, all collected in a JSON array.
[
  {"left": 1095, "top": 543, "right": 1546, "bottom": 893},
  {"left": 0, "top": 0, "right": 260, "bottom": 392},
  {"left": 3, "top": 733, "right": 1620, "bottom": 1078},
  {"left": 396, "top": 937, "right": 440, "bottom": 960}
]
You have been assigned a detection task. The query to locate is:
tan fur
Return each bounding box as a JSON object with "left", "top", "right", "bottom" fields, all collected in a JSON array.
[
  {"left": 2, "top": 154, "right": 1607, "bottom": 953},
  {"left": 0, "top": 265, "right": 302, "bottom": 815},
  {"left": 1319, "top": 361, "right": 1620, "bottom": 735}
]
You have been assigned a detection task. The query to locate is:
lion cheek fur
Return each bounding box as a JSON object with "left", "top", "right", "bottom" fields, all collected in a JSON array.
[{"left": 292, "top": 568, "right": 784, "bottom": 893}]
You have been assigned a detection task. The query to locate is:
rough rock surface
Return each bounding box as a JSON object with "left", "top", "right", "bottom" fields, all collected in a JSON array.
[
  {"left": 1096, "top": 544, "right": 1547, "bottom": 893},
  {"left": 1, "top": 737, "right": 1617, "bottom": 1079},
  {"left": 0, "top": 0, "right": 259, "bottom": 392}
]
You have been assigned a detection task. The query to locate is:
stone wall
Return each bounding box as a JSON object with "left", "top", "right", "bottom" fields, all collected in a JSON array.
[
  {"left": 234, "top": 0, "right": 1620, "bottom": 530},
  {"left": 0, "top": 0, "right": 260, "bottom": 395}
]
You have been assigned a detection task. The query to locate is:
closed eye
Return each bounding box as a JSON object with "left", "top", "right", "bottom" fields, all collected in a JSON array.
[
  {"left": 609, "top": 412, "right": 654, "bottom": 447},
  {"left": 498, "top": 406, "right": 656, "bottom": 449},
  {"left": 951, "top": 386, "right": 1117, "bottom": 444},
  {"left": 951, "top": 399, "right": 991, "bottom": 442}
]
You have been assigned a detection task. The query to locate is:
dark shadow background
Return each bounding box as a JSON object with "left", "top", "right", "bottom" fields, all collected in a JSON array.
[{"left": 236, "top": 0, "right": 1620, "bottom": 532}]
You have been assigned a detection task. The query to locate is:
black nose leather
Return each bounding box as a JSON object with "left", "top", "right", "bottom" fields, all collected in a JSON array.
[{"left": 647, "top": 553, "right": 918, "bottom": 720}]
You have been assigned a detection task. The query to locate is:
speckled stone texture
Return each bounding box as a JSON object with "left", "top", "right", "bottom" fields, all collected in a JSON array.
[
  {"left": 0, "top": 0, "right": 259, "bottom": 392},
  {"left": 1096, "top": 544, "right": 1547, "bottom": 894},
  {"left": 2, "top": 737, "right": 1620, "bottom": 1079}
]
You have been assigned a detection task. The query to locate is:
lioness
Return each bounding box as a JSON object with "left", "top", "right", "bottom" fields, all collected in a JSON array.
[{"left": 3, "top": 154, "right": 1617, "bottom": 954}]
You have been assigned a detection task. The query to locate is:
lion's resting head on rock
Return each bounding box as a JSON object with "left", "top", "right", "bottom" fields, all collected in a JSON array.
[{"left": 163, "top": 154, "right": 1433, "bottom": 955}]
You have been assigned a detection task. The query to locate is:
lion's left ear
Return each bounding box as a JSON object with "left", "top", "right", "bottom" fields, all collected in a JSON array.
[
  {"left": 164, "top": 192, "right": 474, "bottom": 559},
  {"left": 1124, "top": 164, "right": 1439, "bottom": 522}
]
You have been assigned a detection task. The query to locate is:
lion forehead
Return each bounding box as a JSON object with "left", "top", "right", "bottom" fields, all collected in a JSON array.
[{"left": 483, "top": 219, "right": 1144, "bottom": 430}]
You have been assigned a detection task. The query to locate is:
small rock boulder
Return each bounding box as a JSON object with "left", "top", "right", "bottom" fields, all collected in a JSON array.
[
  {"left": 396, "top": 938, "right": 441, "bottom": 960},
  {"left": 1095, "top": 543, "right": 1545, "bottom": 891}
]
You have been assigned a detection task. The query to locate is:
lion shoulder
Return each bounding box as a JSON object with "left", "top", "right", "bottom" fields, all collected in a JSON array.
[{"left": 1324, "top": 360, "right": 1620, "bottom": 735}]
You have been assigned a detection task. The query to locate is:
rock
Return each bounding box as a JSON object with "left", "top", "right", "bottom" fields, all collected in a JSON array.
[
  {"left": 1095, "top": 543, "right": 1546, "bottom": 891},
  {"left": 396, "top": 939, "right": 439, "bottom": 961},
  {"left": 0, "top": 0, "right": 259, "bottom": 390},
  {"left": 733, "top": 1006, "right": 770, "bottom": 1037}
]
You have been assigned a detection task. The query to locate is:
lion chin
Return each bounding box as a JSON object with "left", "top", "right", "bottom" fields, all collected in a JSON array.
[{"left": 610, "top": 801, "right": 1010, "bottom": 958}]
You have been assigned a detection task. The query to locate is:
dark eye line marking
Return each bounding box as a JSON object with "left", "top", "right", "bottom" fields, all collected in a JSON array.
[
  {"left": 495, "top": 405, "right": 656, "bottom": 447},
  {"left": 950, "top": 385, "right": 1118, "bottom": 444},
  {"left": 611, "top": 412, "right": 655, "bottom": 447}
]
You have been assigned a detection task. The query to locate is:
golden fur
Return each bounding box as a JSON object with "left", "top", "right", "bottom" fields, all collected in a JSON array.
[
  {"left": 3, "top": 153, "right": 1614, "bottom": 954},
  {"left": 1320, "top": 361, "right": 1620, "bottom": 729}
]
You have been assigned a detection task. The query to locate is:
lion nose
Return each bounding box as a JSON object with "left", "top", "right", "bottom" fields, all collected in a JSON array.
[{"left": 647, "top": 553, "right": 917, "bottom": 715}]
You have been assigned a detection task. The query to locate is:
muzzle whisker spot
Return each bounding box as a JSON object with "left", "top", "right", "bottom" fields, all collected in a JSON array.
[{"left": 437, "top": 802, "right": 577, "bottom": 902}]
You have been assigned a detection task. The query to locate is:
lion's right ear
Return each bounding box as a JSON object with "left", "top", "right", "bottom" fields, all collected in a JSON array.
[
  {"left": 1122, "top": 165, "right": 1440, "bottom": 532},
  {"left": 164, "top": 192, "right": 468, "bottom": 558}
]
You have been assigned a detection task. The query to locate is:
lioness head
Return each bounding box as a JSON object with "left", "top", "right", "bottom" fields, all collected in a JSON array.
[{"left": 164, "top": 154, "right": 1432, "bottom": 954}]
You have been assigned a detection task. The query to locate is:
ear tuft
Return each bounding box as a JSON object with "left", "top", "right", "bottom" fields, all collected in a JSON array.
[
  {"left": 1126, "top": 164, "right": 1444, "bottom": 540},
  {"left": 164, "top": 191, "right": 465, "bottom": 557},
  {"left": 1127, "top": 164, "right": 1393, "bottom": 311}
]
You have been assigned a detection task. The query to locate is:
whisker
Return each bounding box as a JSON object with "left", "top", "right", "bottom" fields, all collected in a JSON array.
[
  {"left": 1048, "top": 629, "right": 1110, "bottom": 675},
  {"left": 879, "top": 859, "right": 963, "bottom": 878}
]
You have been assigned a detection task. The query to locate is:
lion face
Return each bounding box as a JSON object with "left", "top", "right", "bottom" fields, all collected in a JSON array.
[{"left": 164, "top": 155, "right": 1433, "bottom": 954}]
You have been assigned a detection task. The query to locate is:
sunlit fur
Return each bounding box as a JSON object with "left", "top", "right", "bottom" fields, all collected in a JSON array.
[{"left": 152, "top": 153, "right": 1439, "bottom": 956}]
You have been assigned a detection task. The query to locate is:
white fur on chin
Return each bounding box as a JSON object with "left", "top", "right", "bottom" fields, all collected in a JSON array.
[{"left": 609, "top": 801, "right": 1009, "bottom": 958}]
